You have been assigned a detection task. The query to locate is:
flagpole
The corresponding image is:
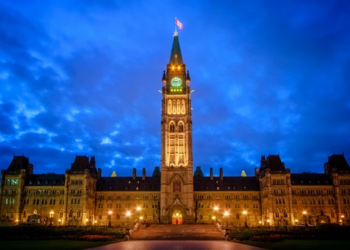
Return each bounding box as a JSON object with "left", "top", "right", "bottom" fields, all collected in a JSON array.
[{"left": 174, "top": 18, "right": 178, "bottom": 36}]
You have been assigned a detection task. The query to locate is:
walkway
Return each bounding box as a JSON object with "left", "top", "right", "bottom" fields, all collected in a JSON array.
[
  {"left": 131, "top": 224, "right": 224, "bottom": 240},
  {"left": 86, "top": 240, "right": 266, "bottom": 250}
]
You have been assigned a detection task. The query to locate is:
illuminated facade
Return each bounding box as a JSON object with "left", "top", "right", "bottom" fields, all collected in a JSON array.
[{"left": 1, "top": 33, "right": 350, "bottom": 227}]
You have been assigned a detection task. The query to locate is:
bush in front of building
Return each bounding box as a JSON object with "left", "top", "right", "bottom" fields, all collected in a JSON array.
[
  {"left": 230, "top": 224, "right": 350, "bottom": 242},
  {"left": 0, "top": 226, "right": 125, "bottom": 241}
]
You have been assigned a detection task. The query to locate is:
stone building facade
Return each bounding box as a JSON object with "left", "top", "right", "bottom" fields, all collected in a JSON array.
[{"left": 1, "top": 32, "right": 350, "bottom": 227}]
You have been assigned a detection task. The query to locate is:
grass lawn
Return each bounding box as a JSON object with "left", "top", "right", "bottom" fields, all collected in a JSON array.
[
  {"left": 0, "top": 240, "right": 120, "bottom": 250},
  {"left": 241, "top": 239, "right": 350, "bottom": 250}
]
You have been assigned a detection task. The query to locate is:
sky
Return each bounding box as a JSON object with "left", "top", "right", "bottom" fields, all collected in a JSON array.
[{"left": 0, "top": 0, "right": 350, "bottom": 177}]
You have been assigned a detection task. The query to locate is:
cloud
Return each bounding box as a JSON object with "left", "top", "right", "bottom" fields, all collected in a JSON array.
[{"left": 0, "top": 0, "right": 349, "bottom": 176}]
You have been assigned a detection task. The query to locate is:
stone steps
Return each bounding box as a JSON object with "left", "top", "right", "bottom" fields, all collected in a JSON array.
[{"left": 131, "top": 224, "right": 224, "bottom": 240}]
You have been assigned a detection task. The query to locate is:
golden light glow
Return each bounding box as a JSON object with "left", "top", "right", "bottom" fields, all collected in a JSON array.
[
  {"left": 50, "top": 211, "right": 54, "bottom": 215},
  {"left": 267, "top": 219, "right": 270, "bottom": 223},
  {"left": 259, "top": 221, "right": 262, "bottom": 224},
  {"left": 108, "top": 210, "right": 113, "bottom": 215},
  {"left": 295, "top": 219, "right": 299, "bottom": 223},
  {"left": 176, "top": 213, "right": 179, "bottom": 217},
  {"left": 341, "top": 215, "right": 345, "bottom": 218},
  {"left": 212, "top": 216, "right": 216, "bottom": 220},
  {"left": 86, "top": 218, "right": 89, "bottom": 222},
  {"left": 139, "top": 216, "right": 143, "bottom": 220},
  {"left": 177, "top": 66, "right": 181, "bottom": 70},
  {"left": 126, "top": 211, "right": 131, "bottom": 216},
  {"left": 339, "top": 220, "right": 342, "bottom": 222},
  {"left": 137, "top": 206, "right": 141, "bottom": 211},
  {"left": 224, "top": 211, "right": 229, "bottom": 217},
  {"left": 243, "top": 210, "right": 247, "bottom": 215},
  {"left": 171, "top": 65, "right": 175, "bottom": 70},
  {"left": 303, "top": 211, "right": 307, "bottom": 215},
  {"left": 214, "top": 206, "right": 218, "bottom": 211},
  {"left": 58, "top": 219, "right": 61, "bottom": 222}
]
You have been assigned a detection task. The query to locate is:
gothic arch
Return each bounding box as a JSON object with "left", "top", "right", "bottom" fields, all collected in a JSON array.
[
  {"left": 181, "top": 100, "right": 185, "bottom": 114},
  {"left": 168, "top": 100, "right": 172, "bottom": 114},
  {"left": 169, "top": 121, "right": 175, "bottom": 132},
  {"left": 178, "top": 121, "right": 184, "bottom": 132}
]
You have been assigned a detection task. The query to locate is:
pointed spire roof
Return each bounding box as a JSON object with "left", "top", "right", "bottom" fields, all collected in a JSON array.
[{"left": 169, "top": 33, "right": 183, "bottom": 64}]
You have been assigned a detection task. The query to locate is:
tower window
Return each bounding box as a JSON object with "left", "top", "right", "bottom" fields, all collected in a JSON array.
[{"left": 170, "top": 124, "right": 175, "bottom": 132}]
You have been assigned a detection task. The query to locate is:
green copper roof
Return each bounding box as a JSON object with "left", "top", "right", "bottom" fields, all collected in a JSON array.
[{"left": 169, "top": 35, "right": 183, "bottom": 64}]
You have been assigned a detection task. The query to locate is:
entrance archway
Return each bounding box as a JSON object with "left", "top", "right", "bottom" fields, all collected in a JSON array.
[{"left": 172, "top": 210, "right": 183, "bottom": 224}]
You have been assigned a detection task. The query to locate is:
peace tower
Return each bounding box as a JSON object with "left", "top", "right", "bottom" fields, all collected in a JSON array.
[{"left": 160, "top": 31, "right": 194, "bottom": 223}]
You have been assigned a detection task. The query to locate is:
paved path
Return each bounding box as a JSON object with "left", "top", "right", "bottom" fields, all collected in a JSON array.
[
  {"left": 86, "top": 240, "right": 266, "bottom": 250},
  {"left": 132, "top": 224, "right": 224, "bottom": 240}
]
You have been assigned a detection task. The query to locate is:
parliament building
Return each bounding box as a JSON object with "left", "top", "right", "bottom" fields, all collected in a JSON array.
[{"left": 1, "top": 32, "right": 350, "bottom": 227}]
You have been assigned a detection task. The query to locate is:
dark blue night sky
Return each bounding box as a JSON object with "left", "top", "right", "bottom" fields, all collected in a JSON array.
[{"left": 1, "top": 0, "right": 350, "bottom": 177}]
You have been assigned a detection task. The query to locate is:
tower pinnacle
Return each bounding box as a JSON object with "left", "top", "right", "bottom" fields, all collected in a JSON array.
[{"left": 169, "top": 34, "right": 183, "bottom": 65}]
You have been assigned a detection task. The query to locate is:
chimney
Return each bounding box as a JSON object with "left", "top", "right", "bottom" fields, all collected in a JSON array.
[
  {"left": 220, "top": 168, "right": 223, "bottom": 180},
  {"left": 210, "top": 168, "right": 213, "bottom": 180},
  {"left": 97, "top": 168, "right": 101, "bottom": 179},
  {"left": 132, "top": 168, "right": 136, "bottom": 180},
  {"left": 142, "top": 168, "right": 146, "bottom": 181}
]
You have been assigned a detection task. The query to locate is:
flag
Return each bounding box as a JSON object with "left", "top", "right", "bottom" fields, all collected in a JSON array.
[{"left": 175, "top": 18, "right": 183, "bottom": 30}]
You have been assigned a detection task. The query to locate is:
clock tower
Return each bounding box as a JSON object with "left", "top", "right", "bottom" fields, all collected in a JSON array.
[{"left": 160, "top": 31, "right": 194, "bottom": 223}]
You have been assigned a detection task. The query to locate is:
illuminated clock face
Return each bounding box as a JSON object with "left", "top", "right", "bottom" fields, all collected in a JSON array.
[{"left": 171, "top": 77, "right": 182, "bottom": 87}]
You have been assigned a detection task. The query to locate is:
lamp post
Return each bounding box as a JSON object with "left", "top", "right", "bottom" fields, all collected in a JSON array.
[
  {"left": 223, "top": 211, "right": 229, "bottom": 229},
  {"left": 108, "top": 210, "right": 112, "bottom": 227},
  {"left": 213, "top": 206, "right": 219, "bottom": 224},
  {"left": 243, "top": 210, "right": 248, "bottom": 227},
  {"left": 126, "top": 211, "right": 131, "bottom": 229},
  {"left": 303, "top": 211, "right": 307, "bottom": 225},
  {"left": 341, "top": 215, "right": 344, "bottom": 226},
  {"left": 49, "top": 211, "right": 54, "bottom": 226},
  {"left": 136, "top": 206, "right": 141, "bottom": 223}
]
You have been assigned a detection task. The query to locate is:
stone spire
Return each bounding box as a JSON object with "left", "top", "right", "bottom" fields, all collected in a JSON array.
[{"left": 169, "top": 34, "right": 183, "bottom": 65}]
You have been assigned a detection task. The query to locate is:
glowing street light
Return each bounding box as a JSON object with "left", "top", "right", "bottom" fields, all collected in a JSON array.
[
  {"left": 108, "top": 211, "right": 113, "bottom": 227},
  {"left": 126, "top": 211, "right": 131, "bottom": 229},
  {"left": 303, "top": 211, "right": 307, "bottom": 224},
  {"left": 214, "top": 206, "right": 219, "bottom": 211}
]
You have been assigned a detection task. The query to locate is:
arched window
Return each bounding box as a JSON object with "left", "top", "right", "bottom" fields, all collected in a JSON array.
[
  {"left": 345, "top": 209, "right": 348, "bottom": 218},
  {"left": 178, "top": 123, "right": 184, "bottom": 132},
  {"left": 283, "top": 209, "right": 288, "bottom": 218},
  {"left": 276, "top": 209, "right": 280, "bottom": 218},
  {"left": 331, "top": 210, "right": 335, "bottom": 218},
  {"left": 53, "top": 199, "right": 56, "bottom": 205},
  {"left": 69, "top": 209, "right": 73, "bottom": 218},
  {"left": 236, "top": 213, "right": 240, "bottom": 219},
  {"left": 282, "top": 198, "right": 285, "bottom": 204},
  {"left": 23, "top": 211, "right": 26, "bottom": 218},
  {"left": 170, "top": 123, "right": 175, "bottom": 132},
  {"left": 77, "top": 199, "right": 80, "bottom": 205},
  {"left": 276, "top": 198, "right": 278, "bottom": 204},
  {"left": 77, "top": 210, "right": 81, "bottom": 218},
  {"left": 168, "top": 100, "right": 172, "bottom": 114},
  {"left": 320, "top": 209, "right": 324, "bottom": 216},
  {"left": 71, "top": 198, "right": 74, "bottom": 204},
  {"left": 117, "top": 213, "right": 120, "bottom": 220},
  {"left": 50, "top": 199, "right": 52, "bottom": 205}
]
